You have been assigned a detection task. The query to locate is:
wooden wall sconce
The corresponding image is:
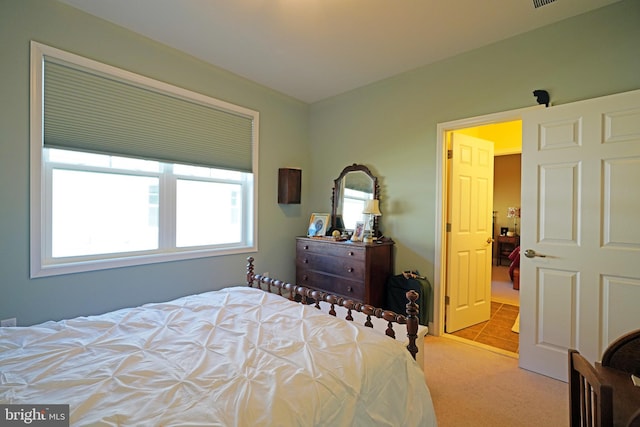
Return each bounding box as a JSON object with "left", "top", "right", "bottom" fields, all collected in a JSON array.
[{"left": 278, "top": 168, "right": 301, "bottom": 204}]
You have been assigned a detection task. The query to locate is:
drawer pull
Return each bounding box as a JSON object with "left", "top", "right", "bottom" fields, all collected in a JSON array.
[
  {"left": 347, "top": 286, "right": 353, "bottom": 293},
  {"left": 348, "top": 251, "right": 354, "bottom": 256},
  {"left": 302, "top": 275, "right": 308, "bottom": 281},
  {"left": 303, "top": 258, "right": 309, "bottom": 264},
  {"left": 347, "top": 267, "right": 354, "bottom": 273},
  {"left": 303, "top": 245, "right": 309, "bottom": 250}
]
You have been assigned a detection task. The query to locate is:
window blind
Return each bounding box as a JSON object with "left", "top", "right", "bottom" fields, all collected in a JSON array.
[{"left": 43, "top": 58, "right": 254, "bottom": 172}]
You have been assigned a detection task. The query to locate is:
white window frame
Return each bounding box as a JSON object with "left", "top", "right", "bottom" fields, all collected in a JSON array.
[{"left": 30, "top": 42, "right": 259, "bottom": 278}]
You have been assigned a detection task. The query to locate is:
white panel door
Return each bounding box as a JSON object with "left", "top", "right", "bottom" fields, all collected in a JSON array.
[
  {"left": 519, "top": 89, "right": 640, "bottom": 381},
  {"left": 446, "top": 133, "right": 494, "bottom": 333}
]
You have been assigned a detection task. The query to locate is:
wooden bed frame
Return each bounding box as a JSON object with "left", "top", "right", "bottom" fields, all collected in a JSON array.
[{"left": 246, "top": 257, "right": 420, "bottom": 360}]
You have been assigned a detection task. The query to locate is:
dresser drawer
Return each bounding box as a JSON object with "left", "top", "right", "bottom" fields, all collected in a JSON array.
[
  {"left": 296, "top": 239, "right": 365, "bottom": 261},
  {"left": 295, "top": 236, "right": 394, "bottom": 307},
  {"left": 297, "top": 253, "right": 365, "bottom": 279},
  {"left": 296, "top": 270, "right": 365, "bottom": 300}
]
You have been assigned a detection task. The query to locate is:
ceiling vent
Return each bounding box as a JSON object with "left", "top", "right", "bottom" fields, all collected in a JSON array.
[{"left": 533, "top": 0, "right": 557, "bottom": 8}]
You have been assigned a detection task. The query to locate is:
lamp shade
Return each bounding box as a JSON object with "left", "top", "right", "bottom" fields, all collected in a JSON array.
[
  {"left": 363, "top": 199, "right": 382, "bottom": 216},
  {"left": 507, "top": 207, "right": 520, "bottom": 218}
]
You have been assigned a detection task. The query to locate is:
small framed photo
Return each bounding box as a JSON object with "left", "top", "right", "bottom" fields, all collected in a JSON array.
[
  {"left": 307, "top": 213, "right": 330, "bottom": 237},
  {"left": 351, "top": 221, "right": 365, "bottom": 242}
]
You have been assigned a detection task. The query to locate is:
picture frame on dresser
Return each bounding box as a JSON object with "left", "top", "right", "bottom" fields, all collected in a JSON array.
[
  {"left": 307, "top": 213, "right": 330, "bottom": 237},
  {"left": 351, "top": 221, "right": 365, "bottom": 242}
]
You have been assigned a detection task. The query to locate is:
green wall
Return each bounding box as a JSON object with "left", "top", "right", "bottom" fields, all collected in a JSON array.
[
  {"left": 0, "top": 0, "right": 310, "bottom": 325},
  {"left": 1, "top": 0, "right": 638, "bottom": 326},
  {"left": 308, "top": 0, "right": 639, "bottom": 321}
]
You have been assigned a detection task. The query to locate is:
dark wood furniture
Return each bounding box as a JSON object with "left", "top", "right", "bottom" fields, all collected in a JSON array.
[
  {"left": 295, "top": 236, "right": 394, "bottom": 308},
  {"left": 496, "top": 234, "right": 520, "bottom": 266},
  {"left": 278, "top": 168, "right": 302, "bottom": 204},
  {"left": 569, "top": 349, "right": 613, "bottom": 427},
  {"left": 331, "top": 164, "right": 379, "bottom": 235},
  {"left": 601, "top": 329, "right": 640, "bottom": 375},
  {"left": 599, "top": 329, "right": 640, "bottom": 427},
  {"left": 593, "top": 364, "right": 640, "bottom": 427},
  {"left": 247, "top": 256, "right": 419, "bottom": 361}
]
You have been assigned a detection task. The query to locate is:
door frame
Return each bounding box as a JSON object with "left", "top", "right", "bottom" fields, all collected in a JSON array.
[{"left": 432, "top": 105, "right": 543, "bottom": 336}]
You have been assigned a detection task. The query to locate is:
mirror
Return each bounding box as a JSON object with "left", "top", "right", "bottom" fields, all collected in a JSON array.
[{"left": 331, "top": 164, "right": 380, "bottom": 235}]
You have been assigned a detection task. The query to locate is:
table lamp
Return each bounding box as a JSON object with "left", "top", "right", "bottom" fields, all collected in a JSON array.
[
  {"left": 507, "top": 207, "right": 521, "bottom": 236},
  {"left": 362, "top": 199, "right": 382, "bottom": 243}
]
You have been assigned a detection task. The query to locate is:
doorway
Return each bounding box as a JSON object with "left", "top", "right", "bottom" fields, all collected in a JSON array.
[
  {"left": 449, "top": 126, "right": 522, "bottom": 353},
  {"left": 432, "top": 106, "right": 542, "bottom": 354}
]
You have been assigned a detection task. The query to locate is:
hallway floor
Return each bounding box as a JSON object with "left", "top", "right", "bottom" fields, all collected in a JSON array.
[
  {"left": 449, "top": 301, "right": 520, "bottom": 353},
  {"left": 490, "top": 265, "right": 519, "bottom": 306},
  {"left": 445, "top": 265, "right": 520, "bottom": 354}
]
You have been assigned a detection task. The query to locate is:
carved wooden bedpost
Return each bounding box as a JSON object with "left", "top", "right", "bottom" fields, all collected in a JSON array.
[
  {"left": 246, "top": 257, "right": 255, "bottom": 287},
  {"left": 246, "top": 258, "right": 422, "bottom": 361},
  {"left": 405, "top": 290, "right": 419, "bottom": 361}
]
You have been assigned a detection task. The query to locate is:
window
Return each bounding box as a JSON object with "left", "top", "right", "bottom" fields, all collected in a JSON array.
[
  {"left": 342, "top": 188, "right": 370, "bottom": 230},
  {"left": 30, "top": 42, "right": 258, "bottom": 277}
]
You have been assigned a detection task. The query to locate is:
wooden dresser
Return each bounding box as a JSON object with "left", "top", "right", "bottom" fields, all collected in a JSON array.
[
  {"left": 495, "top": 234, "right": 520, "bottom": 266},
  {"left": 295, "top": 237, "right": 394, "bottom": 307}
]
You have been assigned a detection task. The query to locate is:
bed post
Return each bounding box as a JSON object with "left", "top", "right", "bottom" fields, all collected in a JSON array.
[
  {"left": 405, "top": 290, "right": 419, "bottom": 360},
  {"left": 246, "top": 257, "right": 421, "bottom": 360},
  {"left": 247, "top": 257, "right": 255, "bottom": 287}
]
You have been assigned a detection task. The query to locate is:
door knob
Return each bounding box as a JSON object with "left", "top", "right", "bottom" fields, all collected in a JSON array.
[
  {"left": 487, "top": 237, "right": 494, "bottom": 244},
  {"left": 524, "top": 249, "right": 546, "bottom": 258}
]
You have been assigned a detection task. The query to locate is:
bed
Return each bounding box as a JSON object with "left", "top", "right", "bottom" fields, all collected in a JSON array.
[{"left": 0, "top": 258, "right": 437, "bottom": 426}]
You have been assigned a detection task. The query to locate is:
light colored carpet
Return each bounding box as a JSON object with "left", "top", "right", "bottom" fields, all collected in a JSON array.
[
  {"left": 423, "top": 335, "right": 568, "bottom": 427},
  {"left": 492, "top": 265, "right": 519, "bottom": 306}
]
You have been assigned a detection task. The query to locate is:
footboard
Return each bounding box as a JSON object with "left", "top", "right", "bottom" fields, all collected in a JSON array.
[{"left": 246, "top": 257, "right": 420, "bottom": 361}]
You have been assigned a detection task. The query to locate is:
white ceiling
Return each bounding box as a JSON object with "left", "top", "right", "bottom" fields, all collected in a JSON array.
[{"left": 58, "top": 0, "right": 621, "bottom": 103}]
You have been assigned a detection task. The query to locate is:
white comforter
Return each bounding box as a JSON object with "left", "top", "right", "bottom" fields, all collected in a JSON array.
[{"left": 0, "top": 287, "right": 436, "bottom": 426}]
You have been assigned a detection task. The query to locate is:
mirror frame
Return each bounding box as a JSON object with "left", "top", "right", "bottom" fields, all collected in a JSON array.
[{"left": 331, "top": 164, "right": 380, "bottom": 235}]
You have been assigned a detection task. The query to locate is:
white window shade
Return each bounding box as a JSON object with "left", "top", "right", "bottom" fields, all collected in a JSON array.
[{"left": 43, "top": 58, "right": 254, "bottom": 172}]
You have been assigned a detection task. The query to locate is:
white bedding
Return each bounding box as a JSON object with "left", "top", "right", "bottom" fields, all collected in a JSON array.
[
  {"left": 1, "top": 287, "right": 436, "bottom": 426},
  {"left": 328, "top": 304, "right": 429, "bottom": 371}
]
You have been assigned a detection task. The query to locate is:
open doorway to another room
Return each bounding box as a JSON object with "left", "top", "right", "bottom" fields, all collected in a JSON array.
[{"left": 445, "top": 120, "right": 522, "bottom": 355}]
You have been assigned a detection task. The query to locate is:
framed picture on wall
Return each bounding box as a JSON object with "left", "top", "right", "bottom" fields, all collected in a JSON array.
[
  {"left": 351, "top": 221, "right": 365, "bottom": 242},
  {"left": 307, "top": 213, "right": 330, "bottom": 237}
]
